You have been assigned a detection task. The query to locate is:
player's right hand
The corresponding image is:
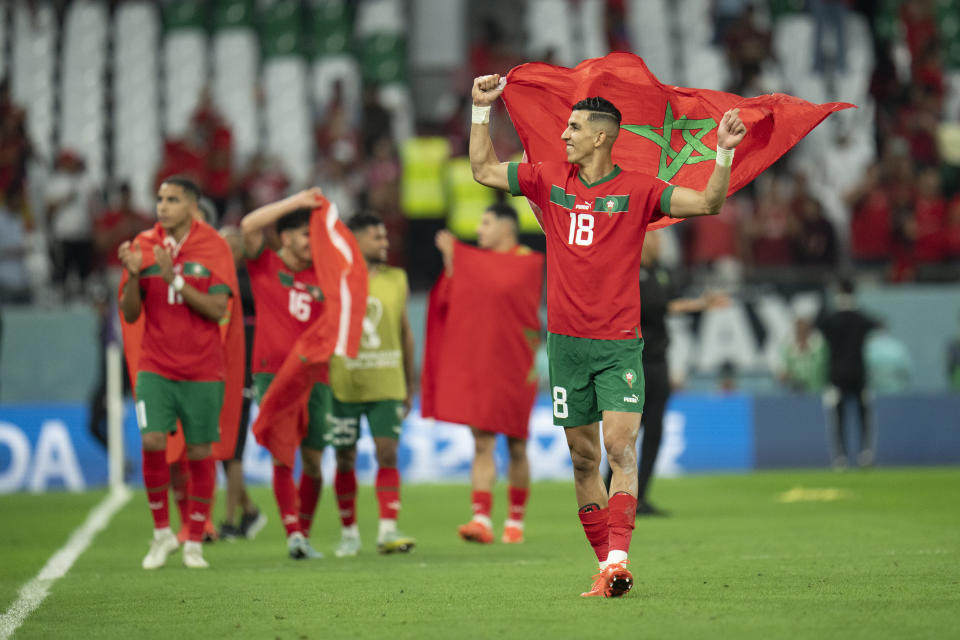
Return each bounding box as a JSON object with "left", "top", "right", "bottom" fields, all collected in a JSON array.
[
  {"left": 435, "top": 229, "right": 455, "bottom": 255},
  {"left": 118, "top": 240, "right": 142, "bottom": 276},
  {"left": 293, "top": 187, "right": 324, "bottom": 209},
  {"left": 472, "top": 74, "right": 505, "bottom": 107}
]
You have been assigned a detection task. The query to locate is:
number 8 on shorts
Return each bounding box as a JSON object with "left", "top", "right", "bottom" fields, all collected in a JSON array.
[{"left": 552, "top": 386, "right": 569, "bottom": 419}]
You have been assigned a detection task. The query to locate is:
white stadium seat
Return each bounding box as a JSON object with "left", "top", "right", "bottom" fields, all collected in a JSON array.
[
  {"left": 12, "top": 3, "right": 57, "bottom": 160},
  {"left": 263, "top": 57, "right": 313, "bottom": 187},
  {"left": 213, "top": 29, "right": 261, "bottom": 167},
  {"left": 163, "top": 30, "right": 207, "bottom": 136},
  {"left": 60, "top": 0, "right": 108, "bottom": 185},
  {"left": 113, "top": 1, "right": 161, "bottom": 209}
]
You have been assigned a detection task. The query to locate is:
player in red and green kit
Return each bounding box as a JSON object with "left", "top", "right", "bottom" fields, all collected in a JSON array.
[
  {"left": 329, "top": 213, "right": 416, "bottom": 557},
  {"left": 119, "top": 177, "right": 234, "bottom": 570},
  {"left": 240, "top": 187, "right": 330, "bottom": 560},
  {"left": 469, "top": 74, "right": 747, "bottom": 597}
]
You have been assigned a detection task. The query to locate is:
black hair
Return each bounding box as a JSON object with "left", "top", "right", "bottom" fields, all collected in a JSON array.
[
  {"left": 277, "top": 207, "right": 312, "bottom": 233},
  {"left": 571, "top": 96, "right": 622, "bottom": 127},
  {"left": 347, "top": 211, "right": 384, "bottom": 233},
  {"left": 485, "top": 202, "right": 519, "bottom": 225},
  {"left": 160, "top": 176, "right": 201, "bottom": 201}
]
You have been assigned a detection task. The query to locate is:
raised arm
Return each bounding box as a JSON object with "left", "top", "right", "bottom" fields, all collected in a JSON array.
[
  {"left": 434, "top": 230, "right": 455, "bottom": 276},
  {"left": 469, "top": 74, "right": 511, "bottom": 192},
  {"left": 239, "top": 187, "right": 324, "bottom": 257},
  {"left": 668, "top": 109, "right": 747, "bottom": 218}
]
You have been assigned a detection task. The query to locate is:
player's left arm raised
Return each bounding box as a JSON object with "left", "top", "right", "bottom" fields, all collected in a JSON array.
[
  {"left": 154, "top": 245, "right": 230, "bottom": 322},
  {"left": 668, "top": 109, "right": 747, "bottom": 218}
]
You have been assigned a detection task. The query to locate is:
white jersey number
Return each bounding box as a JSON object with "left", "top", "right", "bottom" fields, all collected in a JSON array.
[
  {"left": 567, "top": 212, "right": 594, "bottom": 246},
  {"left": 288, "top": 290, "right": 312, "bottom": 322}
]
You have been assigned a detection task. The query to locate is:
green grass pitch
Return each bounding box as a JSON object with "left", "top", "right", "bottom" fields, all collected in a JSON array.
[{"left": 1, "top": 468, "right": 958, "bottom": 639}]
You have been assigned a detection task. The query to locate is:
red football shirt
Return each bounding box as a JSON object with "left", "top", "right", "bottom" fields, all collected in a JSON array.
[
  {"left": 509, "top": 161, "right": 673, "bottom": 340},
  {"left": 137, "top": 224, "right": 233, "bottom": 381},
  {"left": 247, "top": 246, "right": 327, "bottom": 377}
]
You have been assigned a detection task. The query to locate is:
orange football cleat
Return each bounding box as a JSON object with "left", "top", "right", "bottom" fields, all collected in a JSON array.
[
  {"left": 604, "top": 561, "right": 634, "bottom": 598},
  {"left": 580, "top": 569, "right": 608, "bottom": 597},
  {"left": 501, "top": 525, "right": 524, "bottom": 544},
  {"left": 458, "top": 519, "right": 494, "bottom": 544}
]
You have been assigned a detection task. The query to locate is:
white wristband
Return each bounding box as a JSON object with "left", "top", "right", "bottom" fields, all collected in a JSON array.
[
  {"left": 172, "top": 274, "right": 185, "bottom": 292},
  {"left": 716, "top": 146, "right": 734, "bottom": 168},
  {"left": 472, "top": 104, "right": 491, "bottom": 125}
]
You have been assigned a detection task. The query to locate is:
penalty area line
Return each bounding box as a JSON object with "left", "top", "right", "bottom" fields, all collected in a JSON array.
[{"left": 0, "top": 486, "right": 132, "bottom": 640}]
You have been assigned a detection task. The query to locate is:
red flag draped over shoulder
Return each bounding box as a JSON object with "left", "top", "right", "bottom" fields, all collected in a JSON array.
[
  {"left": 501, "top": 52, "right": 854, "bottom": 230},
  {"left": 252, "top": 198, "right": 368, "bottom": 467},
  {"left": 421, "top": 242, "right": 544, "bottom": 438},
  {"left": 119, "top": 221, "right": 245, "bottom": 464}
]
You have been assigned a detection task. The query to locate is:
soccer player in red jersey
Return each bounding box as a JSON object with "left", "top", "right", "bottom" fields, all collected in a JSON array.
[
  {"left": 119, "top": 177, "right": 235, "bottom": 569},
  {"left": 469, "top": 74, "right": 747, "bottom": 597},
  {"left": 240, "top": 188, "right": 330, "bottom": 559}
]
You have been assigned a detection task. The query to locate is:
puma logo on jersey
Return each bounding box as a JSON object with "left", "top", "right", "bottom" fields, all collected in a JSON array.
[{"left": 575, "top": 203, "right": 590, "bottom": 210}]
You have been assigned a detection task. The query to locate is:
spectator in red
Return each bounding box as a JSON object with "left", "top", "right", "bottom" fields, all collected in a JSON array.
[
  {"left": 899, "top": 0, "right": 938, "bottom": 61},
  {"left": 94, "top": 182, "right": 153, "bottom": 275},
  {"left": 237, "top": 153, "right": 290, "bottom": 213},
  {"left": 688, "top": 194, "right": 746, "bottom": 267},
  {"left": 746, "top": 179, "right": 795, "bottom": 267},
  {"left": 0, "top": 80, "right": 33, "bottom": 223},
  {"left": 793, "top": 192, "right": 838, "bottom": 267},
  {"left": 912, "top": 166, "right": 947, "bottom": 264},
  {"left": 944, "top": 195, "right": 960, "bottom": 261}
]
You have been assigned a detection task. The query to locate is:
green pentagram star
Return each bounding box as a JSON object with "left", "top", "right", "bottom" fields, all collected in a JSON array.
[{"left": 621, "top": 103, "right": 717, "bottom": 182}]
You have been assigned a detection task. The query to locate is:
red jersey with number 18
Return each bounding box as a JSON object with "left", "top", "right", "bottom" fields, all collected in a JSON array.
[
  {"left": 508, "top": 161, "right": 674, "bottom": 340},
  {"left": 247, "top": 246, "right": 327, "bottom": 378}
]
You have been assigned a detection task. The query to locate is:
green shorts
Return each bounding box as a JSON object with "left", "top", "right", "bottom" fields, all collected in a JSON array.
[
  {"left": 134, "top": 371, "right": 224, "bottom": 445},
  {"left": 328, "top": 398, "right": 405, "bottom": 448},
  {"left": 253, "top": 373, "right": 332, "bottom": 450},
  {"left": 546, "top": 332, "right": 645, "bottom": 427}
]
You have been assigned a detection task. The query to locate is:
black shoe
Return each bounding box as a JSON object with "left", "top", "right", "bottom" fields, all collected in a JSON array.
[
  {"left": 239, "top": 507, "right": 268, "bottom": 540},
  {"left": 219, "top": 522, "right": 242, "bottom": 541},
  {"left": 636, "top": 501, "right": 669, "bottom": 517}
]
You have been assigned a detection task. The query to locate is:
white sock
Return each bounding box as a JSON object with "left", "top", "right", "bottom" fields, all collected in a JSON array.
[
  {"left": 154, "top": 527, "right": 173, "bottom": 540},
  {"left": 378, "top": 518, "right": 397, "bottom": 539},
  {"left": 606, "top": 550, "right": 628, "bottom": 566},
  {"left": 503, "top": 519, "right": 524, "bottom": 530},
  {"left": 472, "top": 514, "right": 493, "bottom": 529},
  {"left": 342, "top": 524, "right": 359, "bottom": 538},
  {"left": 184, "top": 540, "right": 202, "bottom": 552}
]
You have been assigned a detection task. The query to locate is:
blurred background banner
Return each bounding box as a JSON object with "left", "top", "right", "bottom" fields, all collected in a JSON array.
[{"left": 3, "top": 392, "right": 957, "bottom": 493}]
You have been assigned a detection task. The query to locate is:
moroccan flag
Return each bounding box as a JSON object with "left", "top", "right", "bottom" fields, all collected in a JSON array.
[
  {"left": 119, "top": 221, "right": 245, "bottom": 464},
  {"left": 421, "top": 242, "right": 544, "bottom": 439},
  {"left": 252, "top": 198, "right": 368, "bottom": 468},
  {"left": 501, "top": 52, "right": 854, "bottom": 229}
]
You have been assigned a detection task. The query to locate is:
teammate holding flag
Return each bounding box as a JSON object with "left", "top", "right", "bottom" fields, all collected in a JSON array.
[{"left": 240, "top": 188, "right": 330, "bottom": 560}]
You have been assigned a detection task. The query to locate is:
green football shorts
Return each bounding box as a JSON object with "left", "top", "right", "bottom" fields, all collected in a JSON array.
[
  {"left": 546, "top": 332, "right": 646, "bottom": 427},
  {"left": 134, "top": 371, "right": 224, "bottom": 445},
  {"left": 328, "top": 398, "right": 405, "bottom": 448},
  {"left": 253, "top": 373, "right": 332, "bottom": 450}
]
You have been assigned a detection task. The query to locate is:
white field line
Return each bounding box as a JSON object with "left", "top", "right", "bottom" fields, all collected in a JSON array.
[{"left": 0, "top": 486, "right": 132, "bottom": 640}]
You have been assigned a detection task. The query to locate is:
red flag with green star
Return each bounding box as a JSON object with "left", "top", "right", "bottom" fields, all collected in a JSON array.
[{"left": 501, "top": 53, "right": 854, "bottom": 229}]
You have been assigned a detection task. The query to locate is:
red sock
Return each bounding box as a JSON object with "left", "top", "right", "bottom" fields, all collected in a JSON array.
[
  {"left": 142, "top": 449, "right": 170, "bottom": 530},
  {"left": 298, "top": 473, "right": 322, "bottom": 537},
  {"left": 273, "top": 465, "right": 300, "bottom": 536},
  {"left": 334, "top": 470, "right": 357, "bottom": 527},
  {"left": 471, "top": 490, "right": 492, "bottom": 519},
  {"left": 578, "top": 505, "right": 610, "bottom": 563},
  {"left": 186, "top": 458, "right": 215, "bottom": 543},
  {"left": 375, "top": 467, "right": 401, "bottom": 520},
  {"left": 507, "top": 486, "right": 529, "bottom": 523},
  {"left": 607, "top": 492, "right": 637, "bottom": 557},
  {"left": 171, "top": 463, "right": 189, "bottom": 529}
]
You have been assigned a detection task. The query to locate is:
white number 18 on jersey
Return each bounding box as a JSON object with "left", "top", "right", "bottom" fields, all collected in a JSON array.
[{"left": 567, "top": 212, "right": 594, "bottom": 246}]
